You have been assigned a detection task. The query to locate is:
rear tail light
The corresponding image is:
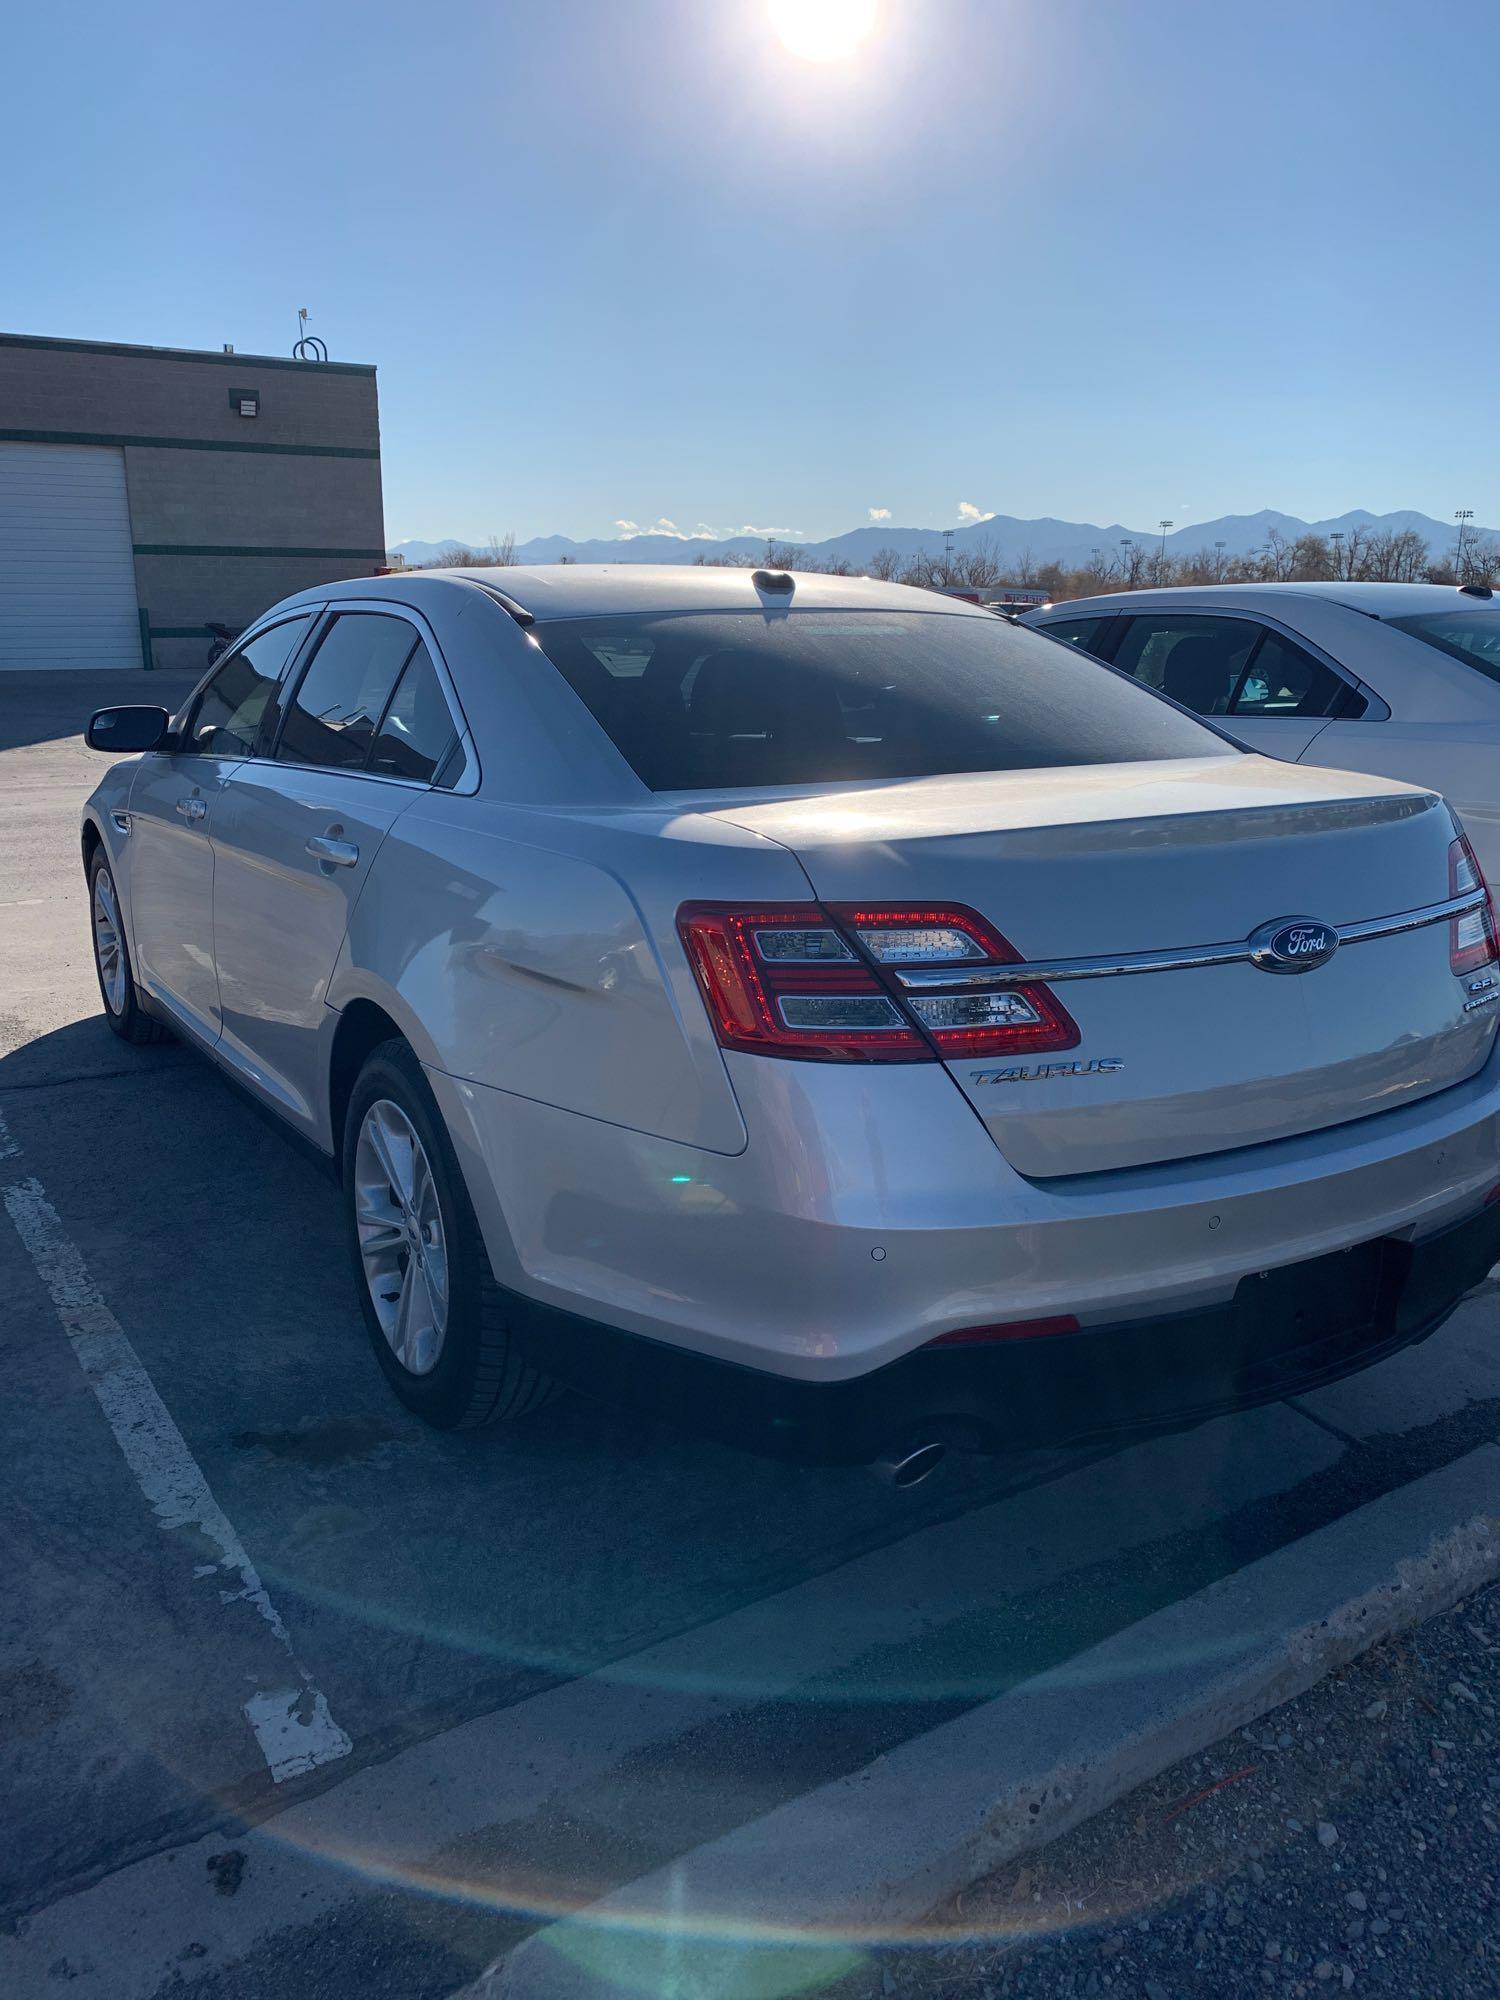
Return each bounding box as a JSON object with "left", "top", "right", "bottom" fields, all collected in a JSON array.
[
  {"left": 1449, "top": 834, "right": 1499, "bottom": 977},
  {"left": 676, "top": 902, "right": 1080, "bottom": 1064},
  {"left": 829, "top": 905, "right": 1080, "bottom": 1059},
  {"left": 676, "top": 905, "right": 927, "bottom": 1061}
]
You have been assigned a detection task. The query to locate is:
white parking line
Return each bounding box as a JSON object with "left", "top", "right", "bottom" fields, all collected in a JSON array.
[{"left": 0, "top": 1108, "right": 351, "bottom": 1784}]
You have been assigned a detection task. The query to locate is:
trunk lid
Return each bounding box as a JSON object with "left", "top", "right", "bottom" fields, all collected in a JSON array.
[{"left": 707, "top": 755, "right": 1496, "bottom": 1177}]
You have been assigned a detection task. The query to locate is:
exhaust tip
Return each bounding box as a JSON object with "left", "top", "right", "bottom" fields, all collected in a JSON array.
[{"left": 874, "top": 1440, "right": 948, "bottom": 1490}]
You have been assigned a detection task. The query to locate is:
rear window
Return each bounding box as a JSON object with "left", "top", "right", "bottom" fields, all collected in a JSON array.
[
  {"left": 1389, "top": 609, "right": 1500, "bottom": 686},
  {"left": 529, "top": 609, "right": 1234, "bottom": 791}
]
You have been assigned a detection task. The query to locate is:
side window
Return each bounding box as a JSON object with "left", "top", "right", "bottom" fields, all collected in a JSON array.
[
  {"left": 177, "top": 617, "right": 312, "bottom": 758},
  {"left": 1228, "top": 630, "right": 1345, "bottom": 719},
  {"left": 1113, "top": 615, "right": 1261, "bottom": 716},
  {"left": 368, "top": 641, "right": 459, "bottom": 784},
  {"left": 276, "top": 613, "right": 418, "bottom": 771},
  {"left": 1035, "top": 615, "right": 1109, "bottom": 658}
]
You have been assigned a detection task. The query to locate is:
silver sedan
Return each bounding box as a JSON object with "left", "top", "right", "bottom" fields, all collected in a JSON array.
[
  {"left": 1023, "top": 581, "right": 1500, "bottom": 881},
  {"left": 81, "top": 567, "right": 1500, "bottom": 1477}
]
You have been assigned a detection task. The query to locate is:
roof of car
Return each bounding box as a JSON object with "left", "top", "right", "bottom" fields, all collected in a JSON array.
[
  {"left": 1027, "top": 581, "right": 1494, "bottom": 622},
  {"left": 365, "top": 564, "right": 987, "bottom": 622}
]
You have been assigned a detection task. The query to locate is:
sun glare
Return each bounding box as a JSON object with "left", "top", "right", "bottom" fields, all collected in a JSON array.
[{"left": 768, "top": 0, "right": 878, "bottom": 64}]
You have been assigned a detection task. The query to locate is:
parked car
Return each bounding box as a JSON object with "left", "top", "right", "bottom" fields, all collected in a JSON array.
[
  {"left": 1022, "top": 581, "right": 1500, "bottom": 882},
  {"left": 82, "top": 568, "right": 1500, "bottom": 1481}
]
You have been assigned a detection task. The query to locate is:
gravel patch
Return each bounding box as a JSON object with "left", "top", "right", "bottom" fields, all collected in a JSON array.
[{"left": 874, "top": 1580, "right": 1500, "bottom": 1997}]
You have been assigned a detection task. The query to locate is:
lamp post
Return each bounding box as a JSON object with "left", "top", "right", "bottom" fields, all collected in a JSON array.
[
  {"left": 1456, "top": 509, "right": 1475, "bottom": 578},
  {"left": 1214, "top": 538, "right": 1227, "bottom": 583},
  {"left": 1330, "top": 531, "right": 1345, "bottom": 580},
  {"left": 1158, "top": 519, "right": 1173, "bottom": 570}
]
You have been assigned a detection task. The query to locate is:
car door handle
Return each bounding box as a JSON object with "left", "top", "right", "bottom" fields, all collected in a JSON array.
[
  {"left": 306, "top": 835, "right": 360, "bottom": 868},
  {"left": 175, "top": 795, "right": 208, "bottom": 822}
]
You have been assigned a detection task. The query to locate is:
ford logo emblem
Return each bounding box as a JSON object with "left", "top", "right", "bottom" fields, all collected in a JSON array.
[{"left": 1248, "top": 916, "right": 1340, "bottom": 975}]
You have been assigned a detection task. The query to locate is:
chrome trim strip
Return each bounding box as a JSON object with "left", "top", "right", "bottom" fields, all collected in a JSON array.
[
  {"left": 1337, "top": 889, "right": 1482, "bottom": 945},
  {"left": 893, "top": 890, "right": 1486, "bottom": 990}
]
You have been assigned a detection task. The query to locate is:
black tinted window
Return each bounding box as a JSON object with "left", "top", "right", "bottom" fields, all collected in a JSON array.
[
  {"left": 1390, "top": 609, "right": 1500, "bottom": 686},
  {"left": 1113, "top": 615, "right": 1262, "bottom": 715},
  {"left": 530, "top": 609, "right": 1233, "bottom": 791},
  {"left": 369, "top": 642, "right": 458, "bottom": 783},
  {"left": 1035, "top": 614, "right": 1109, "bottom": 657},
  {"left": 278, "top": 614, "right": 417, "bottom": 770},
  {"left": 1228, "top": 630, "right": 1344, "bottom": 718},
  {"left": 179, "top": 618, "right": 311, "bottom": 758}
]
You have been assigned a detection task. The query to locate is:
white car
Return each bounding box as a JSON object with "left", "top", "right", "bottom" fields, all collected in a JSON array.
[
  {"left": 1022, "top": 581, "right": 1500, "bottom": 882},
  {"left": 82, "top": 567, "right": 1500, "bottom": 1482}
]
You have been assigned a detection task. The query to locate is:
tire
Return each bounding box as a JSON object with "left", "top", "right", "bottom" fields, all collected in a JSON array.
[
  {"left": 342, "top": 1038, "right": 557, "bottom": 1429},
  {"left": 88, "top": 849, "right": 170, "bottom": 1045}
]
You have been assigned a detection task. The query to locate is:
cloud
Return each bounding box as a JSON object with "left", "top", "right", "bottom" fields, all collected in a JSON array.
[
  {"left": 868, "top": 506, "right": 892, "bottom": 521},
  {"left": 958, "top": 501, "right": 996, "bottom": 524},
  {"left": 613, "top": 517, "right": 804, "bottom": 542},
  {"left": 614, "top": 516, "right": 704, "bottom": 541}
]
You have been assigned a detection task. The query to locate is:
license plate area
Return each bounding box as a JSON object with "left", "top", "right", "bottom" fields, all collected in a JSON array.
[{"left": 1232, "top": 1236, "right": 1408, "bottom": 1353}]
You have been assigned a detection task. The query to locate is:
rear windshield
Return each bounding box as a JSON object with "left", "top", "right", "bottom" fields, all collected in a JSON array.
[
  {"left": 529, "top": 609, "right": 1234, "bottom": 791},
  {"left": 1389, "top": 609, "right": 1500, "bottom": 686}
]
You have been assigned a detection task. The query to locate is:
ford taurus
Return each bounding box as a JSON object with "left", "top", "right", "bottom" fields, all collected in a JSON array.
[{"left": 81, "top": 567, "right": 1500, "bottom": 1478}]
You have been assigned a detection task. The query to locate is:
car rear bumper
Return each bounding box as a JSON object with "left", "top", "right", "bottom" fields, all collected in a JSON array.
[
  {"left": 430, "top": 1049, "right": 1500, "bottom": 1381},
  {"left": 499, "top": 1195, "right": 1500, "bottom": 1465}
]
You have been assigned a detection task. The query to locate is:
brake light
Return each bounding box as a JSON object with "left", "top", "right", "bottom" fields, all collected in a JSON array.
[
  {"left": 1449, "top": 834, "right": 1498, "bottom": 977},
  {"left": 676, "top": 905, "right": 928, "bottom": 1062},
  {"left": 827, "top": 905, "right": 1080, "bottom": 1060},
  {"left": 676, "top": 901, "right": 1080, "bottom": 1063}
]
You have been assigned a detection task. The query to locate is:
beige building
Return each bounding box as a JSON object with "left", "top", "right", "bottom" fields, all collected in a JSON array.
[{"left": 0, "top": 332, "right": 385, "bottom": 673}]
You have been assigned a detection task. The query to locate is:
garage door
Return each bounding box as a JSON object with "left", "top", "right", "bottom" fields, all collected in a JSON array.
[{"left": 0, "top": 443, "right": 142, "bottom": 669}]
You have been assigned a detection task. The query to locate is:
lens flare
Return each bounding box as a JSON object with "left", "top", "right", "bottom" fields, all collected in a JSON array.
[{"left": 768, "top": 0, "right": 878, "bottom": 63}]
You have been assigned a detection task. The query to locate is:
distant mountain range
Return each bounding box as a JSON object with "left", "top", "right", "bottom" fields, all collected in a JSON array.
[{"left": 387, "top": 508, "right": 1492, "bottom": 574}]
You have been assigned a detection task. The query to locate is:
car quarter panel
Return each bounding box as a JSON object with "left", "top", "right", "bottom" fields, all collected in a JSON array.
[{"left": 330, "top": 794, "right": 816, "bottom": 1155}]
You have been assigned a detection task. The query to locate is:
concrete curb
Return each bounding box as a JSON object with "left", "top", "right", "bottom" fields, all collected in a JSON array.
[{"left": 461, "top": 1444, "right": 1500, "bottom": 2000}]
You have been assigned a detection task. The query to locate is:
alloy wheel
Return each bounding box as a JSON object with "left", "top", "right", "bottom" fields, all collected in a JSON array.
[
  {"left": 92, "top": 867, "right": 128, "bottom": 1015},
  {"left": 353, "top": 1098, "right": 451, "bottom": 1376}
]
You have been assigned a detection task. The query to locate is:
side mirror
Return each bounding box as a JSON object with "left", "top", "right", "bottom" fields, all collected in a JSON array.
[{"left": 86, "top": 705, "right": 173, "bottom": 754}]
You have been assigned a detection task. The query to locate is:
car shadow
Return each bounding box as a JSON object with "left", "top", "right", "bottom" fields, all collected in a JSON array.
[{"left": 3, "top": 1005, "right": 1412, "bottom": 1938}]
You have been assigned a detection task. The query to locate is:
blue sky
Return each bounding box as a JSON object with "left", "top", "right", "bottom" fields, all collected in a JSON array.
[{"left": 5, "top": 0, "right": 1496, "bottom": 544}]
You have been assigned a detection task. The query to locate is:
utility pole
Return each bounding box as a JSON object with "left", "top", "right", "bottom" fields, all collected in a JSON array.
[{"left": 1455, "top": 509, "right": 1475, "bottom": 578}]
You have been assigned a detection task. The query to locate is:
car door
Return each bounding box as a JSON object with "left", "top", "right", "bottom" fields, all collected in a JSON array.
[
  {"left": 209, "top": 606, "right": 464, "bottom": 1132},
  {"left": 126, "top": 615, "right": 314, "bottom": 1043},
  {"left": 1108, "top": 611, "right": 1348, "bottom": 759}
]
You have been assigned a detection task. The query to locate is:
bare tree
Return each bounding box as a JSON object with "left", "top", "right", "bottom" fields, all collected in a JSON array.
[
  {"left": 1326, "top": 524, "right": 1371, "bottom": 580},
  {"left": 1363, "top": 527, "right": 1428, "bottom": 582},
  {"left": 1255, "top": 528, "right": 1298, "bottom": 582},
  {"left": 1289, "top": 533, "right": 1334, "bottom": 581},
  {"left": 867, "top": 546, "right": 903, "bottom": 581},
  {"left": 486, "top": 532, "right": 518, "bottom": 567}
]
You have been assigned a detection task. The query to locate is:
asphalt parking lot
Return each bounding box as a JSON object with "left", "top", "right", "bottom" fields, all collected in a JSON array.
[{"left": 2, "top": 675, "right": 1499, "bottom": 2000}]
